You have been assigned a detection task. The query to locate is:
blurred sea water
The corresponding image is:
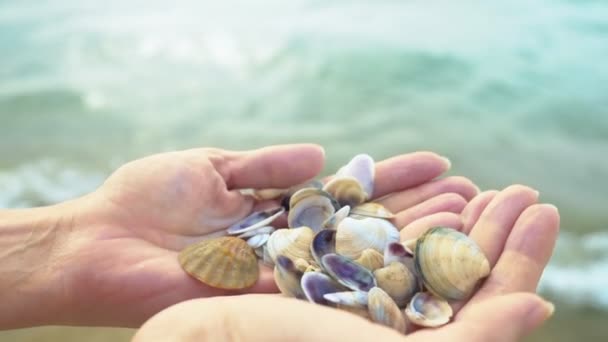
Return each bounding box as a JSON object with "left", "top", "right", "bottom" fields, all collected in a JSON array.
[{"left": 1, "top": 0, "right": 607, "bottom": 341}]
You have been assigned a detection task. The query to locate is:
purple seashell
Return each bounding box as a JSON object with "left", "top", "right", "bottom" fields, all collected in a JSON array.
[
  {"left": 301, "top": 272, "right": 345, "bottom": 305},
  {"left": 275, "top": 255, "right": 306, "bottom": 299},
  {"left": 311, "top": 229, "right": 336, "bottom": 266},
  {"left": 227, "top": 207, "right": 284, "bottom": 235},
  {"left": 321, "top": 253, "right": 377, "bottom": 292},
  {"left": 384, "top": 242, "right": 413, "bottom": 266}
]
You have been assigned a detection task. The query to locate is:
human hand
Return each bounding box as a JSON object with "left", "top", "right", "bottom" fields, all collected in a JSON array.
[
  {"left": 0, "top": 144, "right": 478, "bottom": 329},
  {"left": 132, "top": 185, "right": 559, "bottom": 342}
]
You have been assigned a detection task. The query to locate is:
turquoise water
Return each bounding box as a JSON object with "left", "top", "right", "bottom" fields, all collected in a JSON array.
[{"left": 1, "top": 0, "right": 608, "bottom": 323}]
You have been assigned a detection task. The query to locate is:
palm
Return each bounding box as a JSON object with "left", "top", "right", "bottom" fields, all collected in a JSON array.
[{"left": 68, "top": 145, "right": 478, "bottom": 327}]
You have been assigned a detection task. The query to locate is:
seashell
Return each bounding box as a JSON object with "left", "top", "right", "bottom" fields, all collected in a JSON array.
[
  {"left": 321, "top": 253, "right": 377, "bottom": 292},
  {"left": 367, "top": 287, "right": 407, "bottom": 334},
  {"left": 266, "top": 227, "right": 314, "bottom": 264},
  {"left": 335, "top": 154, "right": 375, "bottom": 198},
  {"left": 350, "top": 203, "right": 394, "bottom": 219},
  {"left": 237, "top": 225, "right": 275, "bottom": 239},
  {"left": 289, "top": 188, "right": 339, "bottom": 212},
  {"left": 323, "top": 291, "right": 369, "bottom": 308},
  {"left": 401, "top": 238, "right": 417, "bottom": 255},
  {"left": 178, "top": 237, "right": 259, "bottom": 290},
  {"left": 322, "top": 205, "right": 351, "bottom": 230},
  {"left": 301, "top": 271, "right": 346, "bottom": 305},
  {"left": 287, "top": 195, "right": 336, "bottom": 232},
  {"left": 373, "top": 262, "right": 418, "bottom": 307},
  {"left": 311, "top": 229, "right": 336, "bottom": 266},
  {"left": 281, "top": 180, "right": 324, "bottom": 210},
  {"left": 335, "top": 217, "right": 401, "bottom": 260},
  {"left": 246, "top": 233, "right": 270, "bottom": 249},
  {"left": 323, "top": 176, "right": 368, "bottom": 208},
  {"left": 405, "top": 292, "right": 453, "bottom": 328},
  {"left": 274, "top": 255, "right": 306, "bottom": 299},
  {"left": 294, "top": 258, "right": 311, "bottom": 273},
  {"left": 240, "top": 188, "right": 288, "bottom": 201},
  {"left": 384, "top": 242, "right": 413, "bottom": 267},
  {"left": 414, "top": 227, "right": 490, "bottom": 301},
  {"left": 227, "top": 207, "right": 284, "bottom": 235},
  {"left": 261, "top": 245, "right": 274, "bottom": 267},
  {"left": 354, "top": 248, "right": 385, "bottom": 272}
]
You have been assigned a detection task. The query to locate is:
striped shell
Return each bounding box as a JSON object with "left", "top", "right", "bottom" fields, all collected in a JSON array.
[
  {"left": 178, "top": 237, "right": 259, "bottom": 290},
  {"left": 414, "top": 227, "right": 490, "bottom": 301}
]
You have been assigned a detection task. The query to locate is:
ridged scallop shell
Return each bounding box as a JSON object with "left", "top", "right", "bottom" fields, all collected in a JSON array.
[
  {"left": 373, "top": 262, "right": 418, "bottom": 307},
  {"left": 335, "top": 217, "right": 400, "bottom": 260},
  {"left": 368, "top": 287, "right": 407, "bottom": 334},
  {"left": 405, "top": 292, "right": 453, "bottom": 328},
  {"left": 178, "top": 237, "right": 259, "bottom": 290},
  {"left": 323, "top": 176, "right": 368, "bottom": 208},
  {"left": 266, "top": 227, "right": 314, "bottom": 264},
  {"left": 414, "top": 227, "right": 490, "bottom": 301}
]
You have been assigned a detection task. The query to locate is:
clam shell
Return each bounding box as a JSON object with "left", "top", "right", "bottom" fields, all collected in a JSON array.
[
  {"left": 414, "top": 227, "right": 490, "bottom": 301},
  {"left": 373, "top": 262, "right": 418, "bottom": 307},
  {"left": 321, "top": 253, "right": 377, "bottom": 292},
  {"left": 281, "top": 180, "right": 324, "bottom": 210},
  {"left": 237, "top": 225, "right": 275, "bottom": 239},
  {"left": 311, "top": 229, "right": 336, "bottom": 266},
  {"left": 240, "top": 188, "right": 288, "bottom": 201},
  {"left": 266, "top": 227, "right": 314, "bottom": 264},
  {"left": 384, "top": 242, "right": 413, "bottom": 266},
  {"left": 350, "top": 203, "right": 394, "bottom": 219},
  {"left": 354, "top": 248, "right": 385, "bottom": 272},
  {"left": 323, "top": 176, "right": 368, "bottom": 208},
  {"left": 178, "top": 237, "right": 259, "bottom": 290},
  {"left": 274, "top": 255, "right": 306, "bottom": 299},
  {"left": 226, "top": 207, "right": 284, "bottom": 235},
  {"left": 301, "top": 271, "right": 346, "bottom": 305},
  {"left": 405, "top": 292, "right": 453, "bottom": 328},
  {"left": 335, "top": 217, "right": 401, "bottom": 260},
  {"left": 289, "top": 188, "right": 339, "bottom": 211},
  {"left": 287, "top": 195, "right": 336, "bottom": 232},
  {"left": 247, "top": 233, "right": 270, "bottom": 249},
  {"left": 323, "top": 291, "right": 369, "bottom": 308},
  {"left": 367, "top": 287, "right": 407, "bottom": 334},
  {"left": 336, "top": 154, "right": 375, "bottom": 197},
  {"left": 322, "top": 205, "right": 351, "bottom": 230}
]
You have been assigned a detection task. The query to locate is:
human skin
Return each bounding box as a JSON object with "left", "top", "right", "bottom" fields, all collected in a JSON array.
[
  {"left": 0, "top": 144, "right": 479, "bottom": 329},
  {"left": 133, "top": 186, "right": 559, "bottom": 342}
]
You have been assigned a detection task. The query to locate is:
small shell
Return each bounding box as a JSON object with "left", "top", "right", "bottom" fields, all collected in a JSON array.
[
  {"left": 237, "top": 225, "right": 275, "bottom": 239},
  {"left": 266, "top": 227, "right": 314, "bottom": 264},
  {"left": 322, "top": 205, "right": 351, "bottom": 230},
  {"left": 287, "top": 195, "right": 336, "bottom": 232},
  {"left": 354, "top": 248, "right": 385, "bottom": 272},
  {"left": 178, "top": 237, "right": 259, "bottom": 290},
  {"left": 311, "top": 229, "right": 336, "bottom": 266},
  {"left": 373, "top": 262, "right": 418, "bottom": 307},
  {"left": 384, "top": 242, "right": 413, "bottom": 266},
  {"left": 335, "top": 217, "right": 401, "bottom": 260},
  {"left": 247, "top": 233, "right": 270, "bottom": 249},
  {"left": 405, "top": 292, "right": 453, "bottom": 328},
  {"left": 367, "top": 287, "right": 407, "bottom": 334},
  {"left": 323, "top": 176, "right": 368, "bottom": 208},
  {"left": 294, "top": 258, "right": 312, "bottom": 273},
  {"left": 274, "top": 255, "right": 306, "bottom": 299},
  {"left": 289, "top": 188, "right": 339, "bottom": 211},
  {"left": 301, "top": 271, "right": 346, "bottom": 305},
  {"left": 323, "top": 291, "right": 369, "bottom": 308},
  {"left": 321, "top": 253, "right": 377, "bottom": 292},
  {"left": 240, "top": 188, "right": 288, "bottom": 201},
  {"left": 350, "top": 203, "right": 394, "bottom": 219},
  {"left": 281, "top": 180, "right": 324, "bottom": 210},
  {"left": 414, "top": 227, "right": 490, "bottom": 301},
  {"left": 336, "top": 154, "right": 375, "bottom": 197},
  {"left": 226, "top": 207, "right": 284, "bottom": 235}
]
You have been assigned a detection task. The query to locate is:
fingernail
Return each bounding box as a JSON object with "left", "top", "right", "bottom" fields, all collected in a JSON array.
[
  {"left": 441, "top": 156, "right": 452, "bottom": 169},
  {"left": 542, "top": 300, "right": 555, "bottom": 317}
]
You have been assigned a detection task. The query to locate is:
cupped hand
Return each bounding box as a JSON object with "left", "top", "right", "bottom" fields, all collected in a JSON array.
[
  {"left": 132, "top": 185, "right": 560, "bottom": 342},
  {"left": 58, "top": 144, "right": 474, "bottom": 327}
]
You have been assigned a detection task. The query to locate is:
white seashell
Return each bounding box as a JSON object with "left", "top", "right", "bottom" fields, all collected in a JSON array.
[
  {"left": 247, "top": 233, "right": 270, "bottom": 249},
  {"left": 368, "top": 287, "right": 407, "bottom": 334},
  {"left": 373, "top": 262, "right": 418, "bottom": 307},
  {"left": 335, "top": 217, "right": 400, "bottom": 260},
  {"left": 237, "top": 225, "right": 275, "bottom": 239},
  {"left": 405, "top": 292, "right": 453, "bottom": 328},
  {"left": 336, "top": 154, "right": 375, "bottom": 197},
  {"left": 350, "top": 202, "right": 394, "bottom": 219},
  {"left": 227, "top": 207, "right": 284, "bottom": 235},
  {"left": 266, "top": 227, "right": 314, "bottom": 264},
  {"left": 323, "top": 176, "right": 368, "bottom": 208},
  {"left": 287, "top": 195, "right": 336, "bottom": 232}
]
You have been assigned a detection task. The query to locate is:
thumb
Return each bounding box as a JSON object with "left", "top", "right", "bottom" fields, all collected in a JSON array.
[
  {"left": 133, "top": 294, "right": 405, "bottom": 342},
  {"left": 453, "top": 292, "right": 555, "bottom": 342}
]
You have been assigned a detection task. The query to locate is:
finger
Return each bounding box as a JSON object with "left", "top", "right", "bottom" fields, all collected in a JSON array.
[
  {"left": 393, "top": 193, "right": 467, "bottom": 229},
  {"left": 134, "top": 295, "right": 405, "bottom": 342},
  {"left": 209, "top": 144, "right": 326, "bottom": 190},
  {"left": 378, "top": 176, "right": 479, "bottom": 213},
  {"left": 400, "top": 212, "right": 463, "bottom": 241},
  {"left": 468, "top": 185, "right": 539, "bottom": 266},
  {"left": 461, "top": 190, "right": 499, "bottom": 234},
  {"left": 470, "top": 204, "right": 560, "bottom": 302},
  {"left": 442, "top": 293, "right": 553, "bottom": 342},
  {"left": 371, "top": 152, "right": 451, "bottom": 199}
]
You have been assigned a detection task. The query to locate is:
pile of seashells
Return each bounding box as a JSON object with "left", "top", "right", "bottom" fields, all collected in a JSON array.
[{"left": 178, "top": 154, "right": 490, "bottom": 334}]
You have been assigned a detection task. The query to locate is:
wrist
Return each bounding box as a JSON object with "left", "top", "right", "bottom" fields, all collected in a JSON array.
[{"left": 0, "top": 198, "right": 85, "bottom": 329}]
